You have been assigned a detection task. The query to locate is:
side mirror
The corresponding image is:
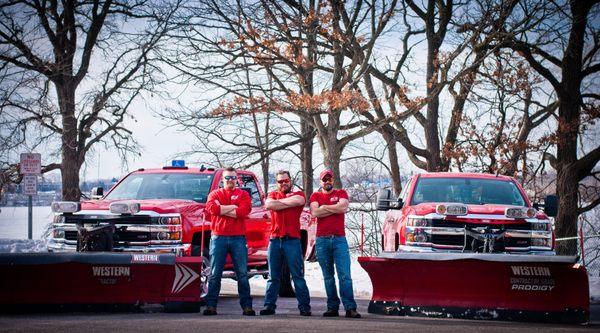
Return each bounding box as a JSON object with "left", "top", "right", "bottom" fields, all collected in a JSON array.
[
  {"left": 91, "top": 187, "right": 104, "bottom": 200},
  {"left": 377, "top": 189, "right": 402, "bottom": 211},
  {"left": 544, "top": 195, "right": 558, "bottom": 217}
]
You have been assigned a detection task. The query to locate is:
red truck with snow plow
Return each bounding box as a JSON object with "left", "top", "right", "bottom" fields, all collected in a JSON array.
[
  {"left": 378, "top": 172, "right": 556, "bottom": 254},
  {"left": 359, "top": 172, "right": 590, "bottom": 323},
  {"left": 47, "top": 165, "right": 316, "bottom": 295}
]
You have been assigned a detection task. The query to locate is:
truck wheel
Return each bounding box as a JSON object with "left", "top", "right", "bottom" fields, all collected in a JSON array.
[
  {"left": 192, "top": 245, "right": 211, "bottom": 301},
  {"left": 279, "top": 260, "right": 295, "bottom": 298}
]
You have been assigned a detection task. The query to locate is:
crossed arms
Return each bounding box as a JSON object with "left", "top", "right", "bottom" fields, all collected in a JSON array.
[
  {"left": 217, "top": 201, "right": 239, "bottom": 218},
  {"left": 205, "top": 191, "right": 251, "bottom": 219},
  {"left": 310, "top": 198, "right": 349, "bottom": 218},
  {"left": 265, "top": 194, "right": 305, "bottom": 211}
]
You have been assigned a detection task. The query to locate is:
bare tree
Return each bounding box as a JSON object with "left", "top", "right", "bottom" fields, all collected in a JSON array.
[
  {"left": 492, "top": 0, "right": 600, "bottom": 255},
  {"left": 0, "top": 0, "right": 181, "bottom": 200}
]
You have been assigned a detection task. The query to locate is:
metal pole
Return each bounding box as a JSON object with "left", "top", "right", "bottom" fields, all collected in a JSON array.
[
  {"left": 360, "top": 213, "right": 365, "bottom": 256},
  {"left": 28, "top": 195, "right": 32, "bottom": 240}
]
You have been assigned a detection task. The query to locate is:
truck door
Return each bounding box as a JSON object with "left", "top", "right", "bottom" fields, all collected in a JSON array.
[{"left": 239, "top": 173, "right": 271, "bottom": 264}]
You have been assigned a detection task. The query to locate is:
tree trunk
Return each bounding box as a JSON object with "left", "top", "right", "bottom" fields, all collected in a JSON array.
[
  {"left": 57, "top": 83, "right": 81, "bottom": 201},
  {"left": 555, "top": 163, "right": 578, "bottom": 255},
  {"left": 553, "top": 0, "right": 589, "bottom": 255},
  {"left": 300, "top": 119, "right": 314, "bottom": 199},
  {"left": 383, "top": 132, "right": 402, "bottom": 196},
  {"left": 320, "top": 137, "right": 343, "bottom": 187}
]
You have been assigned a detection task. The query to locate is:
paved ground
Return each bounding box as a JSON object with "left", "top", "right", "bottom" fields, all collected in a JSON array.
[{"left": 1, "top": 280, "right": 598, "bottom": 333}]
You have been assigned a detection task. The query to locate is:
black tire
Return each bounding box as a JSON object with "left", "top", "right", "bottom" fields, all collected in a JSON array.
[{"left": 278, "top": 260, "right": 296, "bottom": 297}]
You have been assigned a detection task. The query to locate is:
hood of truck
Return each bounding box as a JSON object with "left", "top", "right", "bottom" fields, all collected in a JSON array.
[
  {"left": 80, "top": 199, "right": 205, "bottom": 215},
  {"left": 409, "top": 203, "right": 549, "bottom": 222}
]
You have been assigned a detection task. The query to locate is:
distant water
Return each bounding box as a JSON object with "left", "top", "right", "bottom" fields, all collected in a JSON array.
[{"left": 0, "top": 206, "right": 53, "bottom": 239}]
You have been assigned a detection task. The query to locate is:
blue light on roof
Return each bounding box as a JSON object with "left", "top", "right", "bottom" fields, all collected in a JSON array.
[{"left": 171, "top": 160, "right": 185, "bottom": 167}]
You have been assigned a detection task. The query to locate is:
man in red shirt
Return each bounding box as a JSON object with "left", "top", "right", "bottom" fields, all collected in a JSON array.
[
  {"left": 309, "top": 169, "right": 361, "bottom": 318},
  {"left": 260, "top": 170, "right": 311, "bottom": 316},
  {"left": 203, "top": 167, "right": 255, "bottom": 316}
]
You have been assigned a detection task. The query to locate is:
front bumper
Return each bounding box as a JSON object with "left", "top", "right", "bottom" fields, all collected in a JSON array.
[
  {"left": 48, "top": 240, "right": 192, "bottom": 256},
  {"left": 397, "top": 245, "right": 555, "bottom": 255}
]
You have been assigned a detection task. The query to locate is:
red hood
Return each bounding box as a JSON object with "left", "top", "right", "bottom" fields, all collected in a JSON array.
[
  {"left": 80, "top": 199, "right": 205, "bottom": 215},
  {"left": 409, "top": 203, "right": 549, "bottom": 220}
]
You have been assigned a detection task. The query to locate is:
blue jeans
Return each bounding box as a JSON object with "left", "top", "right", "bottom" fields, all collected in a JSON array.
[
  {"left": 264, "top": 238, "right": 311, "bottom": 311},
  {"left": 205, "top": 235, "right": 252, "bottom": 309},
  {"left": 315, "top": 236, "right": 357, "bottom": 311}
]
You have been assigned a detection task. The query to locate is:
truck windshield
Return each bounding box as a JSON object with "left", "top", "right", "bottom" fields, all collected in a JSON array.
[
  {"left": 411, "top": 178, "right": 526, "bottom": 206},
  {"left": 105, "top": 173, "right": 214, "bottom": 203}
]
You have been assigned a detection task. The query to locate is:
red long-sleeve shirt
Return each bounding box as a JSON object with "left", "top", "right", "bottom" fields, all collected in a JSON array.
[{"left": 205, "top": 188, "right": 252, "bottom": 236}]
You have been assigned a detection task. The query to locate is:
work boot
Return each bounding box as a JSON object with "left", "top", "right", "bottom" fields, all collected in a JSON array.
[
  {"left": 203, "top": 307, "right": 217, "bottom": 315},
  {"left": 299, "top": 309, "right": 312, "bottom": 316},
  {"left": 322, "top": 309, "right": 339, "bottom": 317},
  {"left": 260, "top": 307, "right": 275, "bottom": 315},
  {"left": 242, "top": 307, "right": 256, "bottom": 316},
  {"left": 345, "top": 309, "right": 361, "bottom": 318}
]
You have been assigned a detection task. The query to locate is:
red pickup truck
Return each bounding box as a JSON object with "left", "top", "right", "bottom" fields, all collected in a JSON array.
[
  {"left": 378, "top": 172, "right": 558, "bottom": 254},
  {"left": 48, "top": 165, "right": 317, "bottom": 295}
]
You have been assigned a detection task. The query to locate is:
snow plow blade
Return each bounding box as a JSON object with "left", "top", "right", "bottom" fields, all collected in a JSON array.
[
  {"left": 0, "top": 253, "right": 204, "bottom": 313},
  {"left": 359, "top": 252, "right": 589, "bottom": 324}
]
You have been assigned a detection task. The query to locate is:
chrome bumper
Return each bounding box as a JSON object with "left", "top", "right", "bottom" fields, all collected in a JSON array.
[
  {"left": 397, "top": 245, "right": 555, "bottom": 255},
  {"left": 47, "top": 240, "right": 191, "bottom": 255}
]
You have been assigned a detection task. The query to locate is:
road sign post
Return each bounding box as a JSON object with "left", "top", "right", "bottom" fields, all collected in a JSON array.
[{"left": 20, "top": 153, "right": 41, "bottom": 240}]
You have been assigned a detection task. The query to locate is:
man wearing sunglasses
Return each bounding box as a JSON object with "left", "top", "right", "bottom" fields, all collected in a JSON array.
[
  {"left": 309, "top": 169, "right": 361, "bottom": 318},
  {"left": 204, "top": 167, "right": 255, "bottom": 316},
  {"left": 260, "top": 170, "right": 311, "bottom": 317}
]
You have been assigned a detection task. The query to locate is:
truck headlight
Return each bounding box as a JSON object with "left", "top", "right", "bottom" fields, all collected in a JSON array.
[
  {"left": 51, "top": 202, "right": 80, "bottom": 213},
  {"left": 407, "top": 218, "right": 432, "bottom": 227},
  {"left": 406, "top": 228, "right": 430, "bottom": 244},
  {"left": 436, "top": 204, "right": 467, "bottom": 216},
  {"left": 531, "top": 222, "right": 551, "bottom": 231},
  {"left": 505, "top": 207, "right": 537, "bottom": 219},
  {"left": 158, "top": 216, "right": 181, "bottom": 225},
  {"left": 110, "top": 202, "right": 141, "bottom": 215},
  {"left": 53, "top": 229, "right": 65, "bottom": 239},
  {"left": 532, "top": 238, "right": 551, "bottom": 247}
]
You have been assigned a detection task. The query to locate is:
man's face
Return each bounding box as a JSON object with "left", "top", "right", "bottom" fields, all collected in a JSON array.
[
  {"left": 321, "top": 176, "right": 334, "bottom": 191},
  {"left": 276, "top": 174, "right": 292, "bottom": 194},
  {"left": 222, "top": 171, "right": 237, "bottom": 190}
]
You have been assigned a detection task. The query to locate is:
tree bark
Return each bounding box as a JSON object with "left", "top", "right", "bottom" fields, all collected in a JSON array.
[
  {"left": 300, "top": 119, "right": 314, "bottom": 198},
  {"left": 57, "top": 82, "right": 81, "bottom": 201},
  {"left": 553, "top": 0, "right": 590, "bottom": 255},
  {"left": 383, "top": 132, "right": 402, "bottom": 196}
]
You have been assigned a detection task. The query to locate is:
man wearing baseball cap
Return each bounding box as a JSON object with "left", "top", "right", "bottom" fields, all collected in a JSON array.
[{"left": 309, "top": 169, "right": 361, "bottom": 318}]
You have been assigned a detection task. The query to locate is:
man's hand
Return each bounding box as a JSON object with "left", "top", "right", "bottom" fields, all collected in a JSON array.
[{"left": 220, "top": 204, "right": 238, "bottom": 218}]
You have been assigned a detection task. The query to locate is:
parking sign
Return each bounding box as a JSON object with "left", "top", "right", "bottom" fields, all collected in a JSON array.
[
  {"left": 20, "top": 153, "right": 41, "bottom": 175},
  {"left": 22, "top": 174, "right": 38, "bottom": 195}
]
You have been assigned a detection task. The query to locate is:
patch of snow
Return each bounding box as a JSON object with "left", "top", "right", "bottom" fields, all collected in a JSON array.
[{"left": 0, "top": 238, "right": 48, "bottom": 253}]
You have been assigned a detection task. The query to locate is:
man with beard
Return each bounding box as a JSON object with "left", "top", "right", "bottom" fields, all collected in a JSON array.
[
  {"left": 260, "top": 170, "right": 311, "bottom": 316},
  {"left": 309, "top": 169, "right": 361, "bottom": 318},
  {"left": 203, "top": 167, "right": 255, "bottom": 316}
]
